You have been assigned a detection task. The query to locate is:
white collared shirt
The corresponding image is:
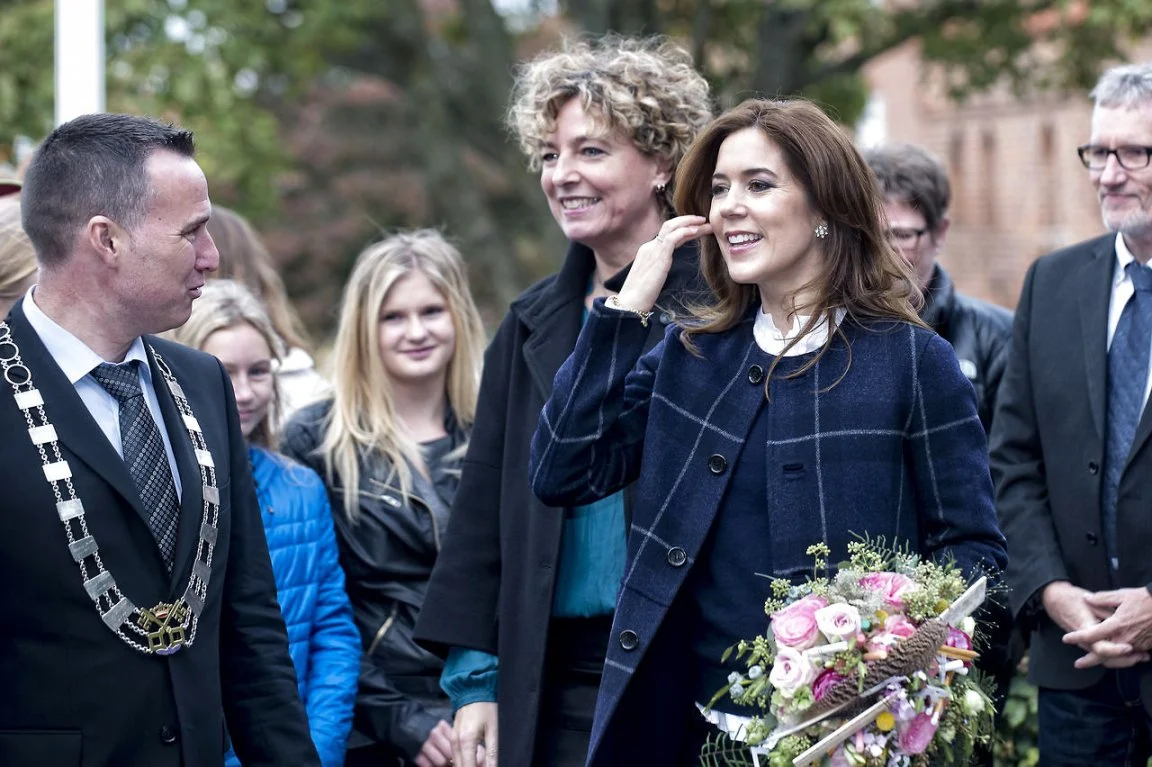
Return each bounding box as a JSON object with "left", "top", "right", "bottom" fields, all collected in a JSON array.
[
  {"left": 1106, "top": 233, "right": 1152, "bottom": 410},
  {"left": 753, "top": 308, "right": 844, "bottom": 356},
  {"left": 21, "top": 287, "right": 182, "bottom": 497}
]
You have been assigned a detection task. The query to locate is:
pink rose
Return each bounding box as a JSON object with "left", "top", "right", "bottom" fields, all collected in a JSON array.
[
  {"left": 946, "top": 627, "right": 973, "bottom": 652},
  {"left": 898, "top": 712, "right": 938, "bottom": 754},
  {"left": 768, "top": 647, "right": 817, "bottom": 693},
  {"left": 859, "top": 571, "right": 919, "bottom": 610},
  {"left": 816, "top": 603, "right": 861, "bottom": 640},
  {"left": 812, "top": 669, "right": 848, "bottom": 701},
  {"left": 771, "top": 595, "right": 828, "bottom": 649},
  {"left": 884, "top": 614, "right": 918, "bottom": 639}
]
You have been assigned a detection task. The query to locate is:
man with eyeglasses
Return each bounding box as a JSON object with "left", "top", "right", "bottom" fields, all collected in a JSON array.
[
  {"left": 992, "top": 61, "right": 1152, "bottom": 764},
  {"left": 864, "top": 143, "right": 1014, "bottom": 767},
  {"left": 864, "top": 143, "right": 1013, "bottom": 434}
]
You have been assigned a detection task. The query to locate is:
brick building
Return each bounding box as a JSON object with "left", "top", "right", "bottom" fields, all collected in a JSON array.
[{"left": 862, "top": 41, "right": 1152, "bottom": 308}]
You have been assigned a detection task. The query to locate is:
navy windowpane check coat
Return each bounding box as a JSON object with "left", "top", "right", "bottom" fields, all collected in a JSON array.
[{"left": 529, "top": 300, "right": 1008, "bottom": 766}]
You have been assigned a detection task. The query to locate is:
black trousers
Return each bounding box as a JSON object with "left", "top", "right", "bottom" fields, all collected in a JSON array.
[{"left": 532, "top": 616, "right": 612, "bottom": 767}]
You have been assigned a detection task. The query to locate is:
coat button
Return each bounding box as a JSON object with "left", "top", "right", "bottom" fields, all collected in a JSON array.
[
  {"left": 1088, "top": 462, "right": 1100, "bottom": 475},
  {"left": 708, "top": 454, "right": 727, "bottom": 474},
  {"left": 619, "top": 629, "right": 639, "bottom": 651},
  {"left": 748, "top": 365, "right": 764, "bottom": 384},
  {"left": 1086, "top": 532, "right": 1099, "bottom": 545},
  {"left": 159, "top": 725, "right": 178, "bottom": 745},
  {"left": 667, "top": 547, "right": 688, "bottom": 567}
]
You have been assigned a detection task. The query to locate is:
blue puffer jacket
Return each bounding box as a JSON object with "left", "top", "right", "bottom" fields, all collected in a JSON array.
[{"left": 225, "top": 446, "right": 361, "bottom": 767}]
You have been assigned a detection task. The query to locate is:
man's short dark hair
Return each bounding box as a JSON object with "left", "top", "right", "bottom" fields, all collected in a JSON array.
[
  {"left": 20, "top": 113, "right": 195, "bottom": 267},
  {"left": 862, "top": 142, "right": 951, "bottom": 233}
]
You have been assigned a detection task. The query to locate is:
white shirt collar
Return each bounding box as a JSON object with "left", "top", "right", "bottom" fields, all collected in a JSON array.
[
  {"left": 1114, "top": 232, "right": 1137, "bottom": 286},
  {"left": 21, "top": 286, "right": 150, "bottom": 384},
  {"left": 752, "top": 308, "right": 844, "bottom": 356}
]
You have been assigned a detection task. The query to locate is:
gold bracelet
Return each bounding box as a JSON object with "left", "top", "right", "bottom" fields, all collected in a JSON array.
[{"left": 605, "top": 295, "right": 653, "bottom": 327}]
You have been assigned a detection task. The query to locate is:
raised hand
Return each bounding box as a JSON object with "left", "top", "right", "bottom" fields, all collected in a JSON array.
[{"left": 613, "top": 215, "right": 712, "bottom": 313}]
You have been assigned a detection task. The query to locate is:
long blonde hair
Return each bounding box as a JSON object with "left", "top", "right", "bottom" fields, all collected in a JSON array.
[
  {"left": 0, "top": 198, "right": 38, "bottom": 311},
  {"left": 172, "top": 280, "right": 285, "bottom": 448},
  {"left": 207, "top": 205, "right": 314, "bottom": 353},
  {"left": 321, "top": 230, "right": 485, "bottom": 521}
]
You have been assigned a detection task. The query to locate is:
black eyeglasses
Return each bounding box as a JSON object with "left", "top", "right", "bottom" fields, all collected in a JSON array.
[
  {"left": 886, "top": 227, "right": 928, "bottom": 246},
  {"left": 1077, "top": 145, "right": 1152, "bottom": 170}
]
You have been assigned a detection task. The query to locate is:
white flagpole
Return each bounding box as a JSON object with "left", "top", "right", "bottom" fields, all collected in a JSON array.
[{"left": 55, "top": 0, "right": 105, "bottom": 125}]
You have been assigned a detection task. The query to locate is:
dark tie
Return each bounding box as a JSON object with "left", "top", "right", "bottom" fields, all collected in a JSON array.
[
  {"left": 1103, "top": 261, "right": 1152, "bottom": 570},
  {"left": 90, "top": 361, "right": 180, "bottom": 571}
]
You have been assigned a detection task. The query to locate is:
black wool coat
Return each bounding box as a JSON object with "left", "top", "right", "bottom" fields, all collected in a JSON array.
[
  {"left": 412, "top": 241, "right": 703, "bottom": 767},
  {"left": 991, "top": 234, "right": 1152, "bottom": 713}
]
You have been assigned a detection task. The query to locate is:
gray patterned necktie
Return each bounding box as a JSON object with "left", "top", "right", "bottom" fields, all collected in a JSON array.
[
  {"left": 1103, "top": 261, "right": 1152, "bottom": 570},
  {"left": 91, "top": 361, "right": 179, "bottom": 571}
]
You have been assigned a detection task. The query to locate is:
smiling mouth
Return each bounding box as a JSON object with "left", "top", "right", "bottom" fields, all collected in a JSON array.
[
  {"left": 726, "top": 233, "right": 763, "bottom": 247},
  {"left": 560, "top": 197, "right": 600, "bottom": 211}
]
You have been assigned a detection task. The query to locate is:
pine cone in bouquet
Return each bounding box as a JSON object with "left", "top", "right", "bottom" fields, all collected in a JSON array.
[{"left": 806, "top": 619, "right": 947, "bottom": 717}]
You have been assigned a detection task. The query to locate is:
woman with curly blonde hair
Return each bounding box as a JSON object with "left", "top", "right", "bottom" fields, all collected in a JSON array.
[
  {"left": 413, "top": 34, "right": 713, "bottom": 767},
  {"left": 282, "top": 230, "right": 486, "bottom": 767}
]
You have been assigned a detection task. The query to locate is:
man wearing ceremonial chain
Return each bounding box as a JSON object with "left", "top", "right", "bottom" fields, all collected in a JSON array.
[{"left": 0, "top": 113, "right": 321, "bottom": 767}]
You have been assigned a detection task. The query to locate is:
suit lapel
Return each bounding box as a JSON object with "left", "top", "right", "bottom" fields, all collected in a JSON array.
[
  {"left": 1078, "top": 238, "right": 1116, "bottom": 439},
  {"left": 146, "top": 342, "right": 204, "bottom": 591},
  {"left": 7, "top": 303, "right": 153, "bottom": 530}
]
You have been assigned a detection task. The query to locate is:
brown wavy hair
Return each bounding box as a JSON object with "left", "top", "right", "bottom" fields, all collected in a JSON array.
[{"left": 674, "top": 98, "right": 924, "bottom": 384}]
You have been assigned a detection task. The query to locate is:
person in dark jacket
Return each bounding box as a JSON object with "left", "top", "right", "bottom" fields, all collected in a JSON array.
[
  {"left": 173, "top": 280, "right": 360, "bottom": 767},
  {"left": 282, "top": 230, "right": 487, "bottom": 767},
  {"left": 864, "top": 143, "right": 1017, "bottom": 744},
  {"left": 862, "top": 142, "right": 1013, "bottom": 434},
  {"left": 411, "top": 35, "right": 713, "bottom": 767},
  {"left": 529, "top": 97, "right": 1007, "bottom": 767}
]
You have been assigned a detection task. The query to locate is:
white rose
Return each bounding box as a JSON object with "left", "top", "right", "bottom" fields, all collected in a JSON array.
[
  {"left": 963, "top": 688, "right": 986, "bottom": 716},
  {"left": 815, "top": 603, "right": 862, "bottom": 641},
  {"left": 960, "top": 616, "right": 976, "bottom": 636},
  {"left": 768, "top": 647, "right": 817, "bottom": 694}
]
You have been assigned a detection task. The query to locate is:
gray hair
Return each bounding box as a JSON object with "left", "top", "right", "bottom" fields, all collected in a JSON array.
[
  {"left": 21, "top": 113, "right": 195, "bottom": 268},
  {"left": 862, "top": 143, "right": 951, "bottom": 233},
  {"left": 1091, "top": 62, "right": 1152, "bottom": 108}
]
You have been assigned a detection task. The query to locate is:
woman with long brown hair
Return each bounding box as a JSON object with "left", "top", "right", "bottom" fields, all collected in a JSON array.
[{"left": 529, "top": 98, "right": 1008, "bottom": 765}]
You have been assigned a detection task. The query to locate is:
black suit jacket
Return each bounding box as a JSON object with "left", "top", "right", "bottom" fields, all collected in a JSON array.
[
  {"left": 991, "top": 234, "right": 1152, "bottom": 709},
  {"left": 0, "top": 301, "right": 321, "bottom": 767}
]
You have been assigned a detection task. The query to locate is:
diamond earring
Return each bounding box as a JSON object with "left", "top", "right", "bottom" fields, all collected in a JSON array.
[
  {"left": 656, "top": 183, "right": 667, "bottom": 194},
  {"left": 815, "top": 221, "right": 829, "bottom": 239}
]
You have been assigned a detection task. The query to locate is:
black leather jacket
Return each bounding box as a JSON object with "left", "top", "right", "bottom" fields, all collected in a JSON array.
[
  {"left": 920, "top": 264, "right": 1014, "bottom": 435},
  {"left": 281, "top": 400, "right": 463, "bottom": 763}
]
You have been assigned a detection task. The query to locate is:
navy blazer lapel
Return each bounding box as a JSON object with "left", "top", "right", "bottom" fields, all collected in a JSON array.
[
  {"left": 1078, "top": 238, "right": 1116, "bottom": 439},
  {"left": 146, "top": 341, "right": 203, "bottom": 591},
  {"left": 6, "top": 302, "right": 152, "bottom": 530}
]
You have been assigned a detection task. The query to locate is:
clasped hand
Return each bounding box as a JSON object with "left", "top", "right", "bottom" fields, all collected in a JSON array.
[{"left": 1046, "top": 581, "right": 1152, "bottom": 669}]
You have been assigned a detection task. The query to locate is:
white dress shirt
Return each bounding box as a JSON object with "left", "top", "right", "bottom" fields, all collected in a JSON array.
[
  {"left": 22, "top": 287, "right": 183, "bottom": 497},
  {"left": 753, "top": 308, "right": 844, "bottom": 355},
  {"left": 1106, "top": 233, "right": 1152, "bottom": 410}
]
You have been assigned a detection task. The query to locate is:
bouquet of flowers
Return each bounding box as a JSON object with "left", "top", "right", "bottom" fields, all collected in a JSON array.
[{"left": 701, "top": 541, "right": 996, "bottom": 767}]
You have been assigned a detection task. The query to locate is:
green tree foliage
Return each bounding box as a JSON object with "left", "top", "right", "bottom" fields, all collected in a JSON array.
[{"left": 1, "top": 0, "right": 1151, "bottom": 332}]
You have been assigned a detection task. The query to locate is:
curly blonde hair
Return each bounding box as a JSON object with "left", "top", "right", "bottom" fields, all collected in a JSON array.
[{"left": 507, "top": 34, "right": 713, "bottom": 214}]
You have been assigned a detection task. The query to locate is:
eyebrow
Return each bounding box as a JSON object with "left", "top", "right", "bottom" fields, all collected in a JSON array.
[
  {"left": 541, "top": 133, "right": 607, "bottom": 149},
  {"left": 712, "top": 167, "right": 779, "bottom": 179},
  {"left": 181, "top": 214, "right": 210, "bottom": 235}
]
